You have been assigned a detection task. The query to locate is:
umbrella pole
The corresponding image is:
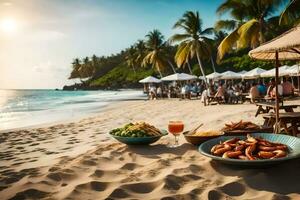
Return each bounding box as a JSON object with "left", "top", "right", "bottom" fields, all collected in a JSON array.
[
  {"left": 275, "top": 51, "right": 280, "bottom": 134},
  {"left": 298, "top": 75, "right": 300, "bottom": 90},
  {"left": 297, "top": 63, "right": 300, "bottom": 94}
]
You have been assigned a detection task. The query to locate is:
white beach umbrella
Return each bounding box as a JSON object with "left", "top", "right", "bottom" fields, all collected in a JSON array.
[
  {"left": 206, "top": 72, "right": 222, "bottom": 79},
  {"left": 238, "top": 70, "right": 248, "bottom": 74},
  {"left": 260, "top": 65, "right": 291, "bottom": 77},
  {"left": 161, "top": 73, "right": 197, "bottom": 81},
  {"left": 139, "top": 76, "right": 161, "bottom": 83},
  {"left": 220, "top": 71, "right": 242, "bottom": 79},
  {"left": 287, "top": 64, "right": 300, "bottom": 76},
  {"left": 242, "top": 67, "right": 266, "bottom": 79},
  {"left": 199, "top": 76, "right": 205, "bottom": 80}
]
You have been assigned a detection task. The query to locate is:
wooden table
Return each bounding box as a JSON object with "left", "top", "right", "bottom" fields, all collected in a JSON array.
[
  {"left": 255, "top": 102, "right": 299, "bottom": 117},
  {"left": 262, "top": 112, "right": 300, "bottom": 136}
]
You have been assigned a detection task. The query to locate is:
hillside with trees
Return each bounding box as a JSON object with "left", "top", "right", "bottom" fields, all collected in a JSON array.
[{"left": 64, "top": 0, "right": 299, "bottom": 90}]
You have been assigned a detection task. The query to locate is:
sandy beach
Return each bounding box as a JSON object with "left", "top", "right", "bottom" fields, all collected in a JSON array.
[{"left": 1, "top": 99, "right": 300, "bottom": 200}]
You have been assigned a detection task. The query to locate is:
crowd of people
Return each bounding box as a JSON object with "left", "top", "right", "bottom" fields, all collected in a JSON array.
[
  {"left": 144, "top": 76, "right": 296, "bottom": 104},
  {"left": 248, "top": 77, "right": 294, "bottom": 103}
]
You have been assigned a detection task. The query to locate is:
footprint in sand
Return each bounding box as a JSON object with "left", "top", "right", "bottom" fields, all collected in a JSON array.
[
  {"left": 91, "top": 169, "right": 104, "bottom": 178},
  {"left": 108, "top": 188, "right": 130, "bottom": 199},
  {"left": 271, "top": 193, "right": 290, "bottom": 200},
  {"left": 189, "top": 164, "right": 204, "bottom": 173},
  {"left": 121, "top": 181, "right": 160, "bottom": 194},
  {"left": 120, "top": 163, "right": 139, "bottom": 171},
  {"left": 75, "top": 181, "right": 108, "bottom": 192},
  {"left": 218, "top": 181, "right": 246, "bottom": 196},
  {"left": 163, "top": 175, "right": 184, "bottom": 191},
  {"left": 10, "top": 188, "right": 49, "bottom": 200},
  {"left": 80, "top": 159, "right": 97, "bottom": 166},
  {"left": 208, "top": 189, "right": 230, "bottom": 200}
]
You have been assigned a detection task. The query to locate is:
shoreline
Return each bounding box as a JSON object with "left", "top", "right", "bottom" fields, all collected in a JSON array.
[
  {"left": 0, "top": 89, "right": 145, "bottom": 133},
  {"left": 0, "top": 101, "right": 119, "bottom": 134}
]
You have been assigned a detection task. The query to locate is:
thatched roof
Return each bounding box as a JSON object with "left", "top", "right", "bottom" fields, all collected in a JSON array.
[{"left": 249, "top": 26, "right": 300, "bottom": 60}]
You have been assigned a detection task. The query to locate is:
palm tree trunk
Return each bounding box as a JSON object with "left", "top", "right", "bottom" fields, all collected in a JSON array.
[
  {"left": 259, "top": 18, "right": 265, "bottom": 45},
  {"left": 132, "top": 66, "right": 136, "bottom": 74},
  {"left": 187, "top": 61, "right": 193, "bottom": 74},
  {"left": 196, "top": 51, "right": 208, "bottom": 89},
  {"left": 210, "top": 56, "right": 216, "bottom": 72},
  {"left": 156, "top": 66, "right": 163, "bottom": 78},
  {"left": 167, "top": 60, "right": 176, "bottom": 74}
]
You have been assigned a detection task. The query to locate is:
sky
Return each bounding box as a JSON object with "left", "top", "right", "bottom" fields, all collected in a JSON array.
[{"left": 0, "top": 0, "right": 225, "bottom": 89}]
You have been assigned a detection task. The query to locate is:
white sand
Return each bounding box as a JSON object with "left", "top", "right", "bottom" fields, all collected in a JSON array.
[{"left": 0, "top": 99, "right": 300, "bottom": 199}]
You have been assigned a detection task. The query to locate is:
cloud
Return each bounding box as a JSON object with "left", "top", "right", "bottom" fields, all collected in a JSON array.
[
  {"left": 19, "top": 29, "right": 67, "bottom": 43},
  {"left": 33, "top": 30, "right": 66, "bottom": 41},
  {"left": 33, "top": 61, "right": 67, "bottom": 73}
]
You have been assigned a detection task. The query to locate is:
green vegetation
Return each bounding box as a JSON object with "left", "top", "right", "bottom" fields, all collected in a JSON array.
[
  {"left": 109, "top": 123, "right": 149, "bottom": 138},
  {"left": 65, "top": 0, "right": 299, "bottom": 90},
  {"left": 89, "top": 64, "right": 155, "bottom": 89}
]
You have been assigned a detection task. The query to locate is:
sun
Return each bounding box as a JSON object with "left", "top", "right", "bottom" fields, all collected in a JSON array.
[{"left": 0, "top": 18, "right": 17, "bottom": 33}]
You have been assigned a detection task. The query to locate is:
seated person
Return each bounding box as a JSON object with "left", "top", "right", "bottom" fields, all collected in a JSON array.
[
  {"left": 184, "top": 84, "right": 191, "bottom": 99},
  {"left": 226, "top": 86, "right": 236, "bottom": 103},
  {"left": 191, "top": 83, "right": 199, "bottom": 96},
  {"left": 282, "top": 77, "right": 294, "bottom": 96},
  {"left": 233, "top": 84, "right": 241, "bottom": 96},
  {"left": 149, "top": 85, "right": 156, "bottom": 100},
  {"left": 270, "top": 81, "right": 283, "bottom": 98},
  {"left": 257, "top": 80, "right": 267, "bottom": 96},
  {"left": 266, "top": 78, "right": 275, "bottom": 97},
  {"left": 249, "top": 82, "right": 259, "bottom": 103},
  {"left": 215, "top": 83, "right": 225, "bottom": 102},
  {"left": 157, "top": 86, "right": 162, "bottom": 98},
  {"left": 208, "top": 84, "right": 216, "bottom": 97},
  {"left": 180, "top": 85, "right": 186, "bottom": 99}
]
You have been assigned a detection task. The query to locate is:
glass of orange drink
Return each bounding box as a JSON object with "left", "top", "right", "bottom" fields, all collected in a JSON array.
[{"left": 168, "top": 121, "right": 184, "bottom": 148}]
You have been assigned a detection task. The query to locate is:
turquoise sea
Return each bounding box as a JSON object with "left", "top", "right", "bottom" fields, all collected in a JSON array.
[{"left": 0, "top": 89, "right": 145, "bottom": 131}]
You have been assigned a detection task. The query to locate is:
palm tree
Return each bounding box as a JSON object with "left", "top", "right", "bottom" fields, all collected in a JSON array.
[
  {"left": 279, "top": 0, "right": 300, "bottom": 25},
  {"left": 134, "top": 40, "right": 147, "bottom": 66},
  {"left": 169, "top": 11, "right": 212, "bottom": 87},
  {"left": 79, "top": 57, "right": 93, "bottom": 79},
  {"left": 216, "top": 0, "right": 283, "bottom": 60},
  {"left": 69, "top": 58, "right": 81, "bottom": 80},
  {"left": 164, "top": 43, "right": 177, "bottom": 73},
  {"left": 142, "top": 29, "right": 171, "bottom": 77},
  {"left": 90, "top": 54, "right": 98, "bottom": 77},
  {"left": 125, "top": 46, "right": 137, "bottom": 73},
  {"left": 91, "top": 55, "right": 98, "bottom": 67}
]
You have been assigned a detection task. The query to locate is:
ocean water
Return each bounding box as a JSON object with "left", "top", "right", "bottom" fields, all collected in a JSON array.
[{"left": 0, "top": 89, "right": 146, "bottom": 131}]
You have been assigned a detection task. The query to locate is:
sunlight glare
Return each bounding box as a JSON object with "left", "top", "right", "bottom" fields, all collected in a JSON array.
[{"left": 1, "top": 18, "right": 17, "bottom": 33}]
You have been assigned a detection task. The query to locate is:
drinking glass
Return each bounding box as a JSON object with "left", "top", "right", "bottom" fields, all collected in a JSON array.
[{"left": 168, "top": 121, "right": 184, "bottom": 148}]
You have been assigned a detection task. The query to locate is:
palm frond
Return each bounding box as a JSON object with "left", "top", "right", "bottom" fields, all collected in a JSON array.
[
  {"left": 168, "top": 34, "right": 191, "bottom": 44},
  {"left": 217, "top": 28, "right": 239, "bottom": 61},
  {"left": 237, "top": 19, "right": 260, "bottom": 48},
  {"left": 214, "top": 20, "right": 237, "bottom": 31},
  {"left": 216, "top": 0, "right": 243, "bottom": 16},
  {"left": 175, "top": 42, "right": 191, "bottom": 67},
  {"left": 142, "top": 52, "right": 152, "bottom": 67},
  {"left": 279, "top": 0, "right": 300, "bottom": 25},
  {"left": 201, "top": 27, "right": 214, "bottom": 35}
]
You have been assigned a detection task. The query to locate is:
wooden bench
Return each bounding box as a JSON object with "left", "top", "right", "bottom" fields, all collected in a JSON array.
[
  {"left": 262, "top": 112, "right": 300, "bottom": 136},
  {"left": 255, "top": 102, "right": 299, "bottom": 117},
  {"left": 206, "top": 96, "right": 225, "bottom": 105}
]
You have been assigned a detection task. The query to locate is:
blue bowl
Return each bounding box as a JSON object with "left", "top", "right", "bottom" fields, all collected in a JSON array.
[
  {"left": 110, "top": 130, "right": 168, "bottom": 145},
  {"left": 199, "top": 133, "right": 300, "bottom": 166}
]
